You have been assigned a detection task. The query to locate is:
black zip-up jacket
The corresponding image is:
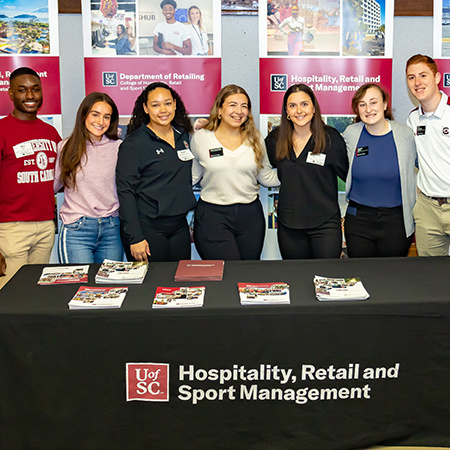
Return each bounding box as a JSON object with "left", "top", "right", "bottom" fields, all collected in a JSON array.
[{"left": 116, "top": 124, "right": 196, "bottom": 245}]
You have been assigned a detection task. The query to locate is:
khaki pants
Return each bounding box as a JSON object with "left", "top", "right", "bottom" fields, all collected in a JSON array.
[
  {"left": 0, "top": 221, "right": 55, "bottom": 290},
  {"left": 413, "top": 191, "right": 450, "bottom": 256}
]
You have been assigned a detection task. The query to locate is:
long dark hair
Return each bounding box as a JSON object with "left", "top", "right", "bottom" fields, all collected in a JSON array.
[
  {"left": 117, "top": 24, "right": 127, "bottom": 40},
  {"left": 59, "top": 92, "right": 119, "bottom": 189},
  {"left": 276, "top": 83, "right": 328, "bottom": 160},
  {"left": 127, "top": 82, "right": 193, "bottom": 135},
  {"left": 351, "top": 83, "right": 393, "bottom": 122}
]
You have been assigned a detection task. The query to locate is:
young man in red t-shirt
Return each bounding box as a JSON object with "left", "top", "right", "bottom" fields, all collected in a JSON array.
[{"left": 0, "top": 67, "right": 61, "bottom": 289}]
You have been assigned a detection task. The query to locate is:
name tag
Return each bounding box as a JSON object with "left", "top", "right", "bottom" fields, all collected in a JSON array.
[
  {"left": 306, "top": 152, "right": 326, "bottom": 166},
  {"left": 209, "top": 147, "right": 224, "bottom": 158},
  {"left": 417, "top": 126, "right": 426, "bottom": 136},
  {"left": 13, "top": 142, "right": 34, "bottom": 158},
  {"left": 356, "top": 146, "right": 369, "bottom": 157},
  {"left": 177, "top": 149, "right": 194, "bottom": 161}
]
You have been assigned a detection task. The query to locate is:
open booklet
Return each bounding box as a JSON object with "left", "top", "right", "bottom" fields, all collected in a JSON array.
[
  {"left": 38, "top": 265, "right": 89, "bottom": 285},
  {"left": 95, "top": 260, "right": 148, "bottom": 284},
  {"left": 153, "top": 286, "right": 205, "bottom": 308},
  {"left": 68, "top": 286, "right": 128, "bottom": 309},
  {"left": 314, "top": 275, "right": 370, "bottom": 301},
  {"left": 238, "top": 282, "right": 290, "bottom": 305}
]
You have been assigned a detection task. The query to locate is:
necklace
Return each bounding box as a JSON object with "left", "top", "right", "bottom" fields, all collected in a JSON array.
[{"left": 191, "top": 24, "right": 203, "bottom": 45}]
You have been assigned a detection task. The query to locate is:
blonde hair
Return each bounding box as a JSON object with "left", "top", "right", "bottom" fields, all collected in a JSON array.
[
  {"left": 188, "top": 6, "right": 204, "bottom": 30},
  {"left": 203, "top": 84, "right": 264, "bottom": 169}
]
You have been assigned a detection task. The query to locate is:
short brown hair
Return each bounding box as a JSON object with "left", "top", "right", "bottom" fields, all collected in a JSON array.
[
  {"left": 351, "top": 83, "right": 393, "bottom": 122},
  {"left": 406, "top": 54, "right": 438, "bottom": 76}
]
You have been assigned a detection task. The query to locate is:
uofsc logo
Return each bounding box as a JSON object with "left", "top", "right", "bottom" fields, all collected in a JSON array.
[
  {"left": 126, "top": 363, "right": 169, "bottom": 402},
  {"left": 444, "top": 73, "right": 450, "bottom": 88},
  {"left": 103, "top": 72, "right": 118, "bottom": 87},
  {"left": 270, "top": 74, "right": 288, "bottom": 92}
]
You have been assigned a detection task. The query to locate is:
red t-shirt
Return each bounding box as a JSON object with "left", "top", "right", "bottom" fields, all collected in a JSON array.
[{"left": 0, "top": 114, "right": 61, "bottom": 222}]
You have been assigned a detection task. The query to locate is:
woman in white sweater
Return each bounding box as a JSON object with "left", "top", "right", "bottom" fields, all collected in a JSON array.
[{"left": 191, "top": 84, "right": 279, "bottom": 260}]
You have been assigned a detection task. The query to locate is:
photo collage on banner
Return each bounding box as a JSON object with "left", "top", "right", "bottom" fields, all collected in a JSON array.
[
  {"left": 0, "top": 0, "right": 61, "bottom": 131},
  {"left": 259, "top": 0, "right": 394, "bottom": 259},
  {"left": 82, "top": 0, "right": 222, "bottom": 129},
  {"left": 433, "top": 0, "right": 450, "bottom": 98}
]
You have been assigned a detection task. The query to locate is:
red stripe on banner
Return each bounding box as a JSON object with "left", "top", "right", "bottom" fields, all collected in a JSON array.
[
  {"left": 260, "top": 58, "right": 393, "bottom": 115},
  {"left": 0, "top": 57, "right": 61, "bottom": 116},
  {"left": 84, "top": 57, "right": 222, "bottom": 116}
]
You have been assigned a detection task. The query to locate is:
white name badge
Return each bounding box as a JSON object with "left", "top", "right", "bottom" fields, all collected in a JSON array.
[
  {"left": 306, "top": 152, "right": 326, "bottom": 166},
  {"left": 13, "top": 142, "right": 34, "bottom": 158},
  {"left": 177, "top": 149, "right": 194, "bottom": 161}
]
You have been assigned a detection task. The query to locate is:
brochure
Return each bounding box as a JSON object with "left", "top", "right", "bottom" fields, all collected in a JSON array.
[
  {"left": 238, "top": 282, "right": 290, "bottom": 305},
  {"left": 153, "top": 286, "right": 205, "bottom": 308},
  {"left": 68, "top": 286, "right": 128, "bottom": 309},
  {"left": 314, "top": 275, "right": 370, "bottom": 301},
  {"left": 95, "top": 259, "right": 148, "bottom": 284},
  {"left": 38, "top": 265, "right": 89, "bottom": 285}
]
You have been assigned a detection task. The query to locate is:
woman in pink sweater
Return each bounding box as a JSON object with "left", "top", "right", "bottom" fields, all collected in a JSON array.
[{"left": 54, "top": 92, "right": 123, "bottom": 263}]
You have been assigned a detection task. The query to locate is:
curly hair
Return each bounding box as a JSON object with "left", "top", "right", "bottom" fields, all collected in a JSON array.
[
  {"left": 59, "top": 92, "right": 119, "bottom": 189},
  {"left": 276, "top": 83, "right": 329, "bottom": 160},
  {"left": 202, "top": 84, "right": 264, "bottom": 169},
  {"left": 127, "top": 82, "right": 193, "bottom": 135}
]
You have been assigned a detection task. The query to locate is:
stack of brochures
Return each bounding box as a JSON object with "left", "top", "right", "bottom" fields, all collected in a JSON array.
[
  {"left": 174, "top": 260, "right": 224, "bottom": 282},
  {"left": 152, "top": 286, "right": 205, "bottom": 308},
  {"left": 38, "top": 265, "right": 89, "bottom": 285},
  {"left": 95, "top": 259, "right": 148, "bottom": 284},
  {"left": 238, "top": 282, "right": 290, "bottom": 305},
  {"left": 68, "top": 286, "right": 128, "bottom": 309},
  {"left": 314, "top": 275, "right": 370, "bottom": 301}
]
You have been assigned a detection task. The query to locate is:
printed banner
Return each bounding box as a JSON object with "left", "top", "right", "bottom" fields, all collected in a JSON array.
[
  {"left": 0, "top": 0, "right": 59, "bottom": 56},
  {"left": 436, "top": 59, "right": 450, "bottom": 96},
  {"left": 83, "top": 0, "right": 221, "bottom": 57},
  {"left": 261, "top": 0, "right": 393, "bottom": 58},
  {"left": 0, "top": 0, "right": 60, "bottom": 124},
  {"left": 82, "top": 0, "right": 222, "bottom": 115},
  {"left": 85, "top": 57, "right": 221, "bottom": 115},
  {"left": 0, "top": 56, "right": 61, "bottom": 115},
  {"left": 260, "top": 57, "right": 392, "bottom": 115},
  {"left": 434, "top": 0, "right": 450, "bottom": 57}
]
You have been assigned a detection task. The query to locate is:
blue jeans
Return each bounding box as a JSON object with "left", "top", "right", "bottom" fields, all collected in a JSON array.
[{"left": 58, "top": 216, "right": 124, "bottom": 263}]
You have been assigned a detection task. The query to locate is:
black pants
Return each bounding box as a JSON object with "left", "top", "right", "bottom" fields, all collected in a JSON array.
[
  {"left": 345, "top": 201, "right": 413, "bottom": 258},
  {"left": 121, "top": 214, "right": 191, "bottom": 262},
  {"left": 277, "top": 212, "right": 342, "bottom": 259},
  {"left": 194, "top": 198, "right": 265, "bottom": 260}
]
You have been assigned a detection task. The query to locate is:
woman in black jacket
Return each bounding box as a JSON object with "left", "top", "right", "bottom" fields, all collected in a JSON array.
[
  {"left": 116, "top": 82, "right": 196, "bottom": 262},
  {"left": 265, "top": 83, "right": 348, "bottom": 259}
]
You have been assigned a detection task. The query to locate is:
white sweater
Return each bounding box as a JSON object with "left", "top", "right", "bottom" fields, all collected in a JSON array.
[{"left": 191, "top": 129, "right": 279, "bottom": 205}]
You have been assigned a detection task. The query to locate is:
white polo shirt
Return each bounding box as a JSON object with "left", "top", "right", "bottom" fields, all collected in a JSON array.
[{"left": 407, "top": 91, "right": 450, "bottom": 197}]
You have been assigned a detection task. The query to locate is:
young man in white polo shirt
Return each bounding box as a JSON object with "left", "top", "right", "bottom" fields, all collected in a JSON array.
[
  {"left": 406, "top": 54, "right": 450, "bottom": 256},
  {"left": 152, "top": 0, "right": 192, "bottom": 55}
]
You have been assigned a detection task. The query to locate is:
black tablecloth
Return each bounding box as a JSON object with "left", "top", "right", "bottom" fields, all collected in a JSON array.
[{"left": 1, "top": 257, "right": 449, "bottom": 450}]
